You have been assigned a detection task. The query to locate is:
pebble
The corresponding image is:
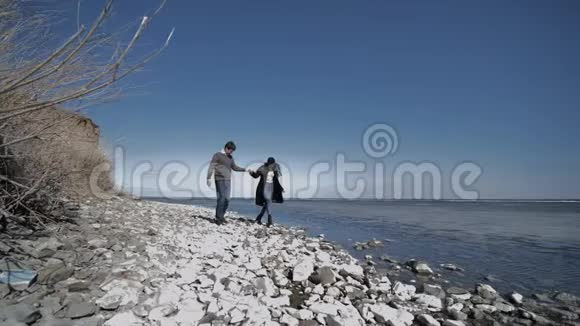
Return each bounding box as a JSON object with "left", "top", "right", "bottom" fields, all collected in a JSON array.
[{"left": 0, "top": 197, "right": 570, "bottom": 326}]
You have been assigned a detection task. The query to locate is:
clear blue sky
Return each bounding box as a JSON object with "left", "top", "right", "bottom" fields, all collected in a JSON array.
[{"left": 73, "top": 0, "right": 579, "bottom": 199}]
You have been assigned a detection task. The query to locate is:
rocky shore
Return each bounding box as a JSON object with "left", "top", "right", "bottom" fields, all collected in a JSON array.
[{"left": 1, "top": 197, "right": 579, "bottom": 326}]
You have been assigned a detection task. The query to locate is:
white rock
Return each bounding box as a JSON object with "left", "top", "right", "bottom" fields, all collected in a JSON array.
[
  {"left": 96, "top": 294, "right": 123, "bottom": 310},
  {"left": 414, "top": 294, "right": 443, "bottom": 311},
  {"left": 272, "top": 309, "right": 283, "bottom": 318},
  {"left": 447, "top": 303, "right": 463, "bottom": 313},
  {"left": 450, "top": 293, "right": 471, "bottom": 301},
  {"left": 476, "top": 284, "right": 497, "bottom": 299},
  {"left": 393, "top": 282, "right": 416, "bottom": 301},
  {"left": 225, "top": 280, "right": 242, "bottom": 294},
  {"left": 88, "top": 239, "right": 108, "bottom": 249},
  {"left": 100, "top": 279, "right": 143, "bottom": 306},
  {"left": 149, "top": 304, "right": 178, "bottom": 322},
  {"left": 245, "top": 305, "right": 272, "bottom": 325},
  {"left": 368, "top": 304, "right": 414, "bottom": 326},
  {"left": 273, "top": 270, "right": 290, "bottom": 287},
  {"left": 174, "top": 298, "right": 205, "bottom": 325},
  {"left": 259, "top": 295, "right": 290, "bottom": 308},
  {"left": 323, "top": 295, "right": 334, "bottom": 303},
  {"left": 475, "top": 304, "right": 497, "bottom": 313},
  {"left": 309, "top": 303, "right": 339, "bottom": 316},
  {"left": 417, "top": 314, "right": 440, "bottom": 326},
  {"left": 510, "top": 292, "right": 523, "bottom": 304},
  {"left": 245, "top": 257, "right": 262, "bottom": 271},
  {"left": 443, "top": 320, "right": 465, "bottom": 326},
  {"left": 313, "top": 284, "right": 325, "bottom": 295},
  {"left": 330, "top": 302, "right": 365, "bottom": 326},
  {"left": 326, "top": 287, "right": 341, "bottom": 298},
  {"left": 206, "top": 300, "right": 219, "bottom": 314},
  {"left": 316, "top": 313, "right": 327, "bottom": 325},
  {"left": 290, "top": 309, "right": 314, "bottom": 320},
  {"left": 280, "top": 314, "right": 299, "bottom": 326},
  {"left": 157, "top": 284, "right": 182, "bottom": 305},
  {"left": 304, "top": 294, "right": 321, "bottom": 306},
  {"left": 316, "top": 251, "right": 331, "bottom": 263},
  {"left": 229, "top": 308, "right": 245, "bottom": 324},
  {"left": 196, "top": 275, "right": 214, "bottom": 288},
  {"left": 104, "top": 311, "right": 144, "bottom": 326},
  {"left": 340, "top": 264, "right": 364, "bottom": 278},
  {"left": 293, "top": 260, "right": 314, "bottom": 282},
  {"left": 356, "top": 303, "right": 374, "bottom": 321},
  {"left": 254, "top": 276, "right": 278, "bottom": 297},
  {"left": 415, "top": 263, "right": 434, "bottom": 275}
]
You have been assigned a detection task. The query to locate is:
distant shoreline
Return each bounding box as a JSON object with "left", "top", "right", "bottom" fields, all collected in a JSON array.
[{"left": 143, "top": 196, "right": 580, "bottom": 203}]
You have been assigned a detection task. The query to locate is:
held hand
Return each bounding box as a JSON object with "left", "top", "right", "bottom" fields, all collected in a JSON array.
[
  {"left": 206, "top": 179, "right": 212, "bottom": 187},
  {"left": 247, "top": 169, "right": 254, "bottom": 174}
]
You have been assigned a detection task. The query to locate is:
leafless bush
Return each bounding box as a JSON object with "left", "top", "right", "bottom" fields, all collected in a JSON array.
[{"left": 0, "top": 0, "right": 173, "bottom": 230}]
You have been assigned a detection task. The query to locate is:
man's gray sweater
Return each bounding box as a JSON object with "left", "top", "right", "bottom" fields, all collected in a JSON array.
[{"left": 207, "top": 152, "right": 246, "bottom": 181}]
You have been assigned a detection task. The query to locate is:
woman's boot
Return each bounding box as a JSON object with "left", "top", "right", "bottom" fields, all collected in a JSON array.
[
  {"left": 266, "top": 215, "right": 273, "bottom": 227},
  {"left": 255, "top": 215, "right": 263, "bottom": 225}
]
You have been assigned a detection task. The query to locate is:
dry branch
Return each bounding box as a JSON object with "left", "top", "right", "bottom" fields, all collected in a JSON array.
[{"left": 0, "top": 0, "right": 173, "bottom": 230}]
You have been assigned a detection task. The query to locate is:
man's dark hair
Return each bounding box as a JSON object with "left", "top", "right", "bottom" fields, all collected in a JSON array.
[{"left": 224, "top": 141, "right": 236, "bottom": 151}]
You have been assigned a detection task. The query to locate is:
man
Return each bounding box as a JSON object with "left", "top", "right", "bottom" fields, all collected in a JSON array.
[{"left": 207, "top": 141, "right": 250, "bottom": 224}]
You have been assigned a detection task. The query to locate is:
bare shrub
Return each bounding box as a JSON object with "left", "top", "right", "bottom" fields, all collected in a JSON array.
[{"left": 0, "top": 0, "right": 173, "bottom": 230}]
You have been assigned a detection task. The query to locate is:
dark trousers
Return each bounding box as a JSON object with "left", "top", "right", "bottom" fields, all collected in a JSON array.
[
  {"left": 257, "top": 182, "right": 273, "bottom": 223},
  {"left": 215, "top": 179, "right": 231, "bottom": 221}
]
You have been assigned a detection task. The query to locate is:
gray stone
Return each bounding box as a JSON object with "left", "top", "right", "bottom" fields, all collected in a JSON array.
[
  {"left": 423, "top": 284, "right": 446, "bottom": 299},
  {"left": 448, "top": 309, "right": 468, "bottom": 321},
  {"left": 96, "top": 294, "right": 122, "bottom": 310},
  {"left": 440, "top": 264, "right": 463, "bottom": 272},
  {"left": 65, "top": 303, "right": 96, "bottom": 319},
  {"left": 476, "top": 284, "right": 497, "bottom": 299},
  {"left": 131, "top": 305, "right": 149, "bottom": 318},
  {"left": 469, "top": 295, "right": 487, "bottom": 304},
  {"left": 547, "top": 307, "right": 579, "bottom": 321},
  {"left": 0, "top": 303, "right": 41, "bottom": 324},
  {"left": 446, "top": 287, "right": 468, "bottom": 295},
  {"left": 72, "top": 315, "right": 104, "bottom": 326},
  {"left": 87, "top": 239, "right": 108, "bottom": 249},
  {"left": 494, "top": 300, "right": 515, "bottom": 313},
  {"left": 379, "top": 255, "right": 398, "bottom": 264},
  {"left": 38, "top": 263, "right": 74, "bottom": 285},
  {"left": 38, "top": 319, "right": 74, "bottom": 326},
  {"left": 317, "top": 267, "right": 337, "bottom": 286},
  {"left": 0, "top": 284, "right": 9, "bottom": 299},
  {"left": 67, "top": 281, "right": 90, "bottom": 292},
  {"left": 554, "top": 292, "right": 578, "bottom": 305}
]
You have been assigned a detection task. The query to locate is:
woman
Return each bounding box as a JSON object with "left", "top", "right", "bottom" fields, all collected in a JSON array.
[{"left": 250, "top": 157, "right": 284, "bottom": 226}]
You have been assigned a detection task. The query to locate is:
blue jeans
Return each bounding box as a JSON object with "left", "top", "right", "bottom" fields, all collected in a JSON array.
[{"left": 215, "top": 179, "right": 231, "bottom": 221}]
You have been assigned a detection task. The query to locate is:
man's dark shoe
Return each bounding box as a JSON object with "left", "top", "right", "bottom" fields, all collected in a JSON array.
[{"left": 266, "top": 215, "right": 273, "bottom": 227}]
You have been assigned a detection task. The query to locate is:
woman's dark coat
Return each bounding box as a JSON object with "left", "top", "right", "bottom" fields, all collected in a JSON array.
[{"left": 250, "top": 164, "right": 284, "bottom": 206}]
